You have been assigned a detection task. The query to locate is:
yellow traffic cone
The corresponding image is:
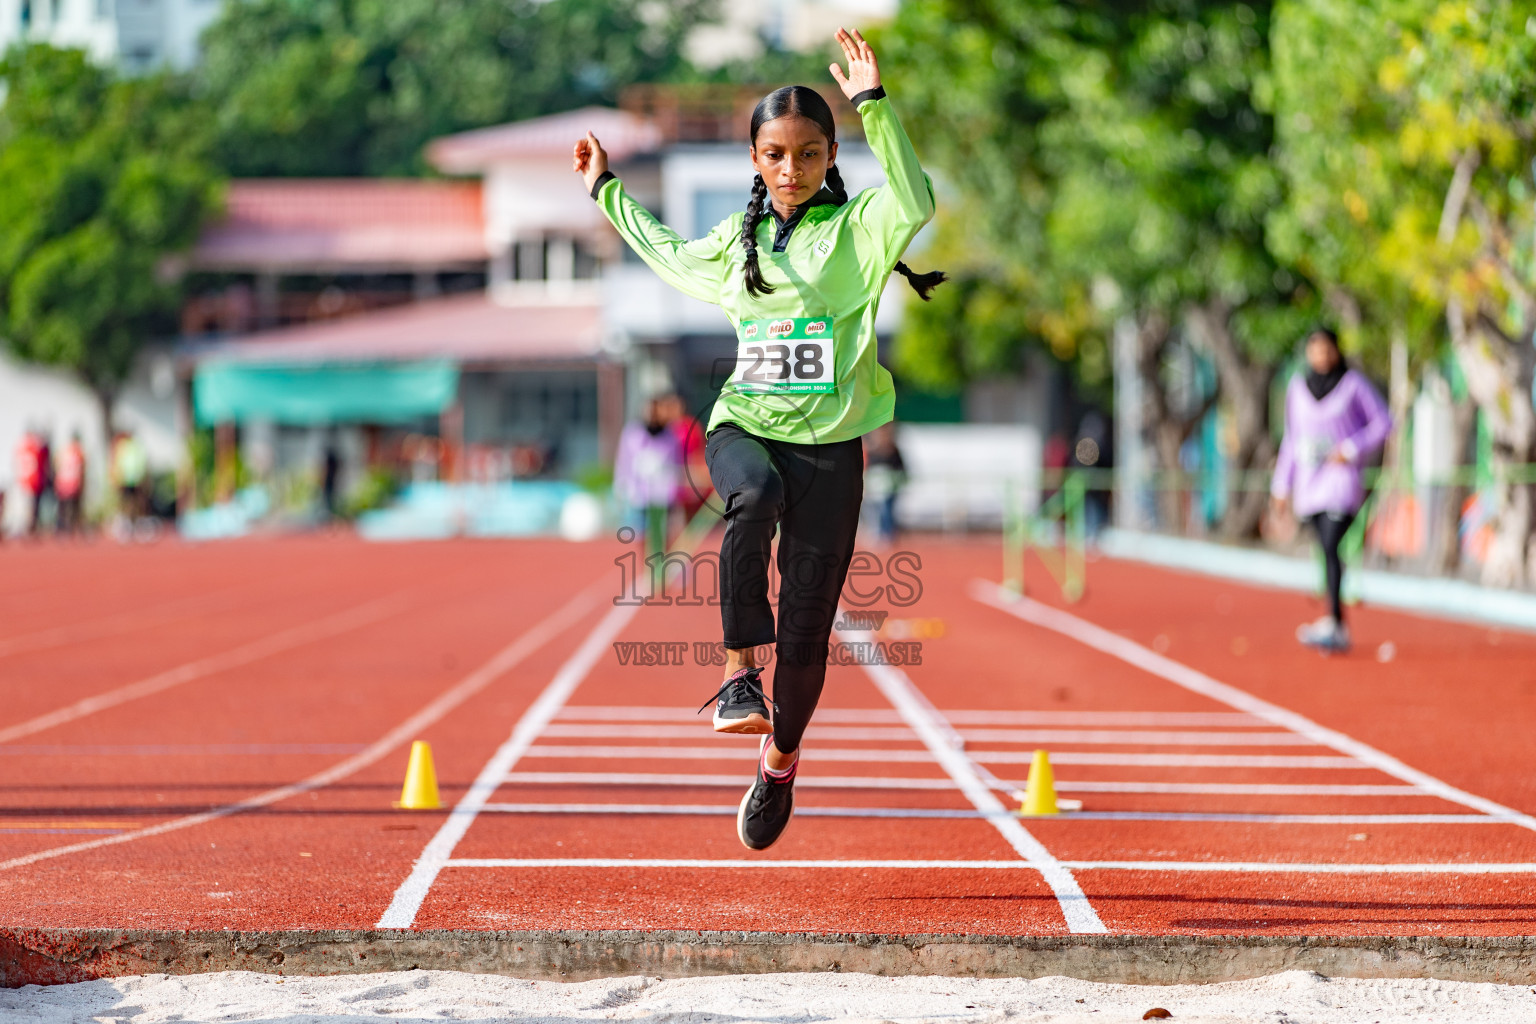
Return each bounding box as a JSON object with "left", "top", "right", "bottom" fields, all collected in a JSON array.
[
  {"left": 1020, "top": 749, "right": 1059, "bottom": 816},
  {"left": 396, "top": 740, "right": 441, "bottom": 810}
]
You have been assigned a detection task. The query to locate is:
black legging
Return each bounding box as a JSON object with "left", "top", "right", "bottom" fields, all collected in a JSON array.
[
  {"left": 705, "top": 423, "right": 864, "bottom": 754},
  {"left": 1310, "top": 512, "right": 1356, "bottom": 623}
]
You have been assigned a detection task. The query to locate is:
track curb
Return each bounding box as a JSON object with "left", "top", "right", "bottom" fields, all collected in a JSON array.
[{"left": 3, "top": 929, "right": 1534, "bottom": 987}]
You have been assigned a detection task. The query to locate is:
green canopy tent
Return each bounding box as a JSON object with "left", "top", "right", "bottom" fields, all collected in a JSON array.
[{"left": 193, "top": 361, "right": 460, "bottom": 426}]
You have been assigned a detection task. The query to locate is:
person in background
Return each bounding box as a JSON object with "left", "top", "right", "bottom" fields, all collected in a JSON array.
[
  {"left": 613, "top": 397, "right": 684, "bottom": 557},
  {"left": 55, "top": 431, "right": 86, "bottom": 537},
  {"left": 111, "top": 430, "right": 149, "bottom": 527},
  {"left": 322, "top": 441, "right": 342, "bottom": 519},
  {"left": 863, "top": 421, "right": 906, "bottom": 546},
  {"left": 35, "top": 429, "right": 54, "bottom": 534},
  {"left": 1073, "top": 409, "right": 1113, "bottom": 539},
  {"left": 658, "top": 393, "right": 708, "bottom": 528},
  {"left": 1270, "top": 327, "right": 1392, "bottom": 654},
  {"left": 13, "top": 429, "right": 44, "bottom": 537}
]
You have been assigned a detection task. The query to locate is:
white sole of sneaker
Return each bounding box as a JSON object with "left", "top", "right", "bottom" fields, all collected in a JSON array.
[{"left": 713, "top": 712, "right": 772, "bottom": 734}]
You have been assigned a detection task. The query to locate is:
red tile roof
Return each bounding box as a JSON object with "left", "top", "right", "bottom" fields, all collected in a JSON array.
[
  {"left": 195, "top": 180, "right": 486, "bottom": 271},
  {"left": 189, "top": 292, "right": 604, "bottom": 366}
]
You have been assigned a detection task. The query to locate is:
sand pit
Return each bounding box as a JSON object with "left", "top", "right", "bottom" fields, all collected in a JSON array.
[{"left": 2, "top": 969, "right": 1534, "bottom": 1023}]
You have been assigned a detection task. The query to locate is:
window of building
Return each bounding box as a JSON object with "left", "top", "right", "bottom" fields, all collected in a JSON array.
[
  {"left": 694, "top": 188, "right": 744, "bottom": 238},
  {"left": 21, "top": 0, "right": 32, "bottom": 29}
]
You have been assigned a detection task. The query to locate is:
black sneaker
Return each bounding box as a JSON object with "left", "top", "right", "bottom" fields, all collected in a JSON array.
[
  {"left": 698, "top": 667, "right": 773, "bottom": 734},
  {"left": 738, "top": 742, "right": 796, "bottom": 851}
]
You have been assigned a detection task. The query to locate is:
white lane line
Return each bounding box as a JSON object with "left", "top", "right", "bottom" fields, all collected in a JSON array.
[
  {"left": 477, "top": 804, "right": 1498, "bottom": 825},
  {"left": 525, "top": 745, "right": 940, "bottom": 762},
  {"left": 376, "top": 600, "right": 634, "bottom": 929},
  {"left": 0, "top": 585, "right": 263, "bottom": 656},
  {"left": 541, "top": 723, "right": 919, "bottom": 741},
  {"left": 972, "top": 581, "right": 1536, "bottom": 834},
  {"left": 541, "top": 722, "right": 1315, "bottom": 746},
  {"left": 503, "top": 771, "right": 957, "bottom": 790},
  {"left": 481, "top": 803, "right": 980, "bottom": 819},
  {"left": 1040, "top": 782, "right": 1425, "bottom": 796},
  {"left": 0, "top": 596, "right": 408, "bottom": 744},
  {"left": 553, "top": 706, "right": 1269, "bottom": 728},
  {"left": 501, "top": 771, "right": 1420, "bottom": 797},
  {"left": 552, "top": 706, "right": 905, "bottom": 724},
  {"left": 980, "top": 752, "right": 1367, "bottom": 769},
  {"left": 0, "top": 589, "right": 245, "bottom": 661},
  {"left": 443, "top": 857, "right": 1536, "bottom": 874},
  {"left": 1060, "top": 812, "right": 1500, "bottom": 824},
  {"left": 944, "top": 711, "right": 1269, "bottom": 728},
  {"left": 1064, "top": 860, "right": 1536, "bottom": 874},
  {"left": 523, "top": 746, "right": 1368, "bottom": 770},
  {"left": 960, "top": 729, "right": 1317, "bottom": 747},
  {"left": 0, "top": 585, "right": 601, "bottom": 874},
  {"left": 0, "top": 743, "right": 368, "bottom": 757},
  {"left": 849, "top": 651, "right": 1108, "bottom": 934}
]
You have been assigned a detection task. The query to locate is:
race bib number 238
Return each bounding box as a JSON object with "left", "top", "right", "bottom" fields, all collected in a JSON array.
[{"left": 732, "top": 317, "right": 836, "bottom": 394}]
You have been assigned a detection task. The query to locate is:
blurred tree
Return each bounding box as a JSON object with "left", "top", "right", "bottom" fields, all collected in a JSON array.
[
  {"left": 885, "top": 0, "right": 1315, "bottom": 538},
  {"left": 1378, "top": 1, "right": 1536, "bottom": 586},
  {"left": 1271, "top": 0, "right": 1536, "bottom": 585},
  {"left": 1268, "top": 0, "right": 1466, "bottom": 570},
  {"left": 1268, "top": 0, "right": 1439, "bottom": 364},
  {"left": 197, "top": 0, "right": 715, "bottom": 176},
  {"left": 0, "top": 44, "right": 222, "bottom": 437}
]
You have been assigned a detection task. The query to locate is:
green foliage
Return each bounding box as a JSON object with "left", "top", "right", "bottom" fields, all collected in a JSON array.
[
  {"left": 572, "top": 461, "right": 616, "bottom": 495},
  {"left": 196, "top": 0, "right": 716, "bottom": 176},
  {"left": 0, "top": 44, "right": 221, "bottom": 399},
  {"left": 341, "top": 467, "right": 401, "bottom": 519},
  {"left": 1267, "top": 0, "right": 1443, "bottom": 370},
  {"left": 884, "top": 0, "right": 1313, "bottom": 394}
]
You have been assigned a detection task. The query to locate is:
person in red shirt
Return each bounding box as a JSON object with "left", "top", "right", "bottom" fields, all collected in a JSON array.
[
  {"left": 13, "top": 430, "right": 44, "bottom": 537},
  {"left": 55, "top": 432, "right": 86, "bottom": 536},
  {"left": 658, "top": 393, "right": 708, "bottom": 526}
]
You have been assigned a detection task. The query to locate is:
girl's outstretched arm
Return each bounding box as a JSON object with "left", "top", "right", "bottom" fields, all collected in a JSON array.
[
  {"left": 574, "top": 131, "right": 732, "bottom": 305},
  {"left": 829, "top": 29, "right": 936, "bottom": 271}
]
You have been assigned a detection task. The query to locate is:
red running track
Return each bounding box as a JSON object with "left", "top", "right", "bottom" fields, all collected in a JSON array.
[{"left": 1, "top": 534, "right": 1534, "bottom": 936}]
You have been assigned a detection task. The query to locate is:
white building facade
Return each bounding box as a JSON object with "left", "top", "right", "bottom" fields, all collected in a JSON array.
[{"left": 0, "top": 0, "right": 229, "bottom": 71}]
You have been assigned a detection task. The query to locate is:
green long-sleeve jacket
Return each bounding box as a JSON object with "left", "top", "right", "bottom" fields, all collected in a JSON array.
[{"left": 592, "top": 91, "right": 936, "bottom": 445}]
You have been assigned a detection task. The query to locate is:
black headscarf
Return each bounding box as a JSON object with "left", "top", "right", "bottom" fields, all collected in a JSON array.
[{"left": 1303, "top": 329, "right": 1347, "bottom": 400}]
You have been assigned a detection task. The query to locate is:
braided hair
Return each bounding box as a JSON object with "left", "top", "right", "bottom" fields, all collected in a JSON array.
[
  {"left": 744, "top": 85, "right": 945, "bottom": 301},
  {"left": 741, "top": 173, "right": 773, "bottom": 297}
]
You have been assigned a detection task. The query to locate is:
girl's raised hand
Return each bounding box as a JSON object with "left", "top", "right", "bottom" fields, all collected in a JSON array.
[
  {"left": 572, "top": 131, "right": 608, "bottom": 193},
  {"left": 828, "top": 27, "right": 880, "bottom": 100}
]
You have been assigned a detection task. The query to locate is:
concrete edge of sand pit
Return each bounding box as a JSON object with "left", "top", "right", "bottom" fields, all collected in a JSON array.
[{"left": 3, "top": 929, "right": 1534, "bottom": 988}]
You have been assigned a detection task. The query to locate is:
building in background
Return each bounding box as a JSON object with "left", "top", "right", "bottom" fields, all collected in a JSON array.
[
  {"left": 686, "top": 0, "right": 898, "bottom": 67},
  {"left": 424, "top": 88, "right": 922, "bottom": 425},
  {"left": 0, "top": 0, "right": 896, "bottom": 76},
  {"left": 184, "top": 179, "right": 489, "bottom": 334},
  {"left": 0, "top": 0, "right": 230, "bottom": 72},
  {"left": 173, "top": 84, "right": 1052, "bottom": 536}
]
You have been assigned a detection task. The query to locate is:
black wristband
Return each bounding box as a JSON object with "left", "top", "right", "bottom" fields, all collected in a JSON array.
[
  {"left": 589, "top": 170, "right": 616, "bottom": 200},
  {"left": 851, "top": 86, "right": 886, "bottom": 107}
]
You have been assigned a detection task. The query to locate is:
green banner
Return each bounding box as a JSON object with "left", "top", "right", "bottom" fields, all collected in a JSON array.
[{"left": 194, "top": 361, "right": 459, "bottom": 426}]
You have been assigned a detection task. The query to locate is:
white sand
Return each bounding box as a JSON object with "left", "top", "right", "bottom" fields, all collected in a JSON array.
[{"left": 2, "top": 969, "right": 1534, "bottom": 1023}]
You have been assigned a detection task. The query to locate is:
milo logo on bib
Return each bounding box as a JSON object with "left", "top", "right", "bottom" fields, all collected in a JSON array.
[{"left": 732, "top": 316, "right": 836, "bottom": 394}]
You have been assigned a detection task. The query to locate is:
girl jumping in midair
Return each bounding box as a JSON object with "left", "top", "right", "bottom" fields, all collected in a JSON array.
[{"left": 574, "top": 28, "right": 940, "bottom": 850}]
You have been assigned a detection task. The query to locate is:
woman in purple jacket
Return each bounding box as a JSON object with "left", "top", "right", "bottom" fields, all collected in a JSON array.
[{"left": 1270, "top": 328, "right": 1392, "bottom": 653}]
